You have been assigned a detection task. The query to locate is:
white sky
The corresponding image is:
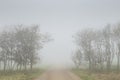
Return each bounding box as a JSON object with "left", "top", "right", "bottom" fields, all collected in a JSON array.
[{"left": 0, "top": 0, "right": 120, "bottom": 68}]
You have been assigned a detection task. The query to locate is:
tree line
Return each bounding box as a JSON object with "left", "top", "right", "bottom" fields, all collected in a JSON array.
[
  {"left": 0, "top": 25, "right": 49, "bottom": 71},
  {"left": 73, "top": 23, "right": 120, "bottom": 72}
]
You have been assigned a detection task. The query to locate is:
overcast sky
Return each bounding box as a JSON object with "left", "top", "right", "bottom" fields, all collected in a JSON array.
[{"left": 0, "top": 0, "right": 120, "bottom": 68}]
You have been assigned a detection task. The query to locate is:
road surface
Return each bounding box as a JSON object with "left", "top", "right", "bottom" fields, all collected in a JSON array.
[{"left": 34, "top": 69, "right": 81, "bottom": 80}]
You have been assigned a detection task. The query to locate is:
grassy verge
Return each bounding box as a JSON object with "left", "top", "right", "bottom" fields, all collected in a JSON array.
[
  {"left": 72, "top": 69, "right": 95, "bottom": 80},
  {"left": 0, "top": 69, "right": 44, "bottom": 80},
  {"left": 72, "top": 69, "right": 120, "bottom": 80}
]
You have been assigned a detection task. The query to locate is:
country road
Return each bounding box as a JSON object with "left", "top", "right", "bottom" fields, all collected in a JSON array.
[{"left": 34, "top": 69, "right": 81, "bottom": 80}]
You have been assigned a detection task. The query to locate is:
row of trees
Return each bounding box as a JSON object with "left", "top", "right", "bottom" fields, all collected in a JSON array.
[
  {"left": 0, "top": 25, "right": 49, "bottom": 71},
  {"left": 73, "top": 23, "right": 120, "bottom": 72}
]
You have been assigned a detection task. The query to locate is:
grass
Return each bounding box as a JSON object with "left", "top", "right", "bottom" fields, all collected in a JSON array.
[
  {"left": 72, "top": 69, "right": 95, "bottom": 80},
  {"left": 0, "top": 69, "right": 44, "bottom": 80},
  {"left": 72, "top": 69, "right": 120, "bottom": 80}
]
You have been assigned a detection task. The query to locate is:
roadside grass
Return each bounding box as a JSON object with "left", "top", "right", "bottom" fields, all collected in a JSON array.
[
  {"left": 0, "top": 69, "right": 44, "bottom": 80},
  {"left": 72, "top": 69, "right": 95, "bottom": 80},
  {"left": 72, "top": 69, "right": 120, "bottom": 80}
]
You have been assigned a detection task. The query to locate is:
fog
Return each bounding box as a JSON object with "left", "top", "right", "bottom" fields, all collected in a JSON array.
[{"left": 0, "top": 0, "right": 120, "bottom": 68}]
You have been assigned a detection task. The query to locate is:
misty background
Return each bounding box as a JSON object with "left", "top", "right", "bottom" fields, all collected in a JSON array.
[{"left": 0, "top": 0, "right": 120, "bottom": 68}]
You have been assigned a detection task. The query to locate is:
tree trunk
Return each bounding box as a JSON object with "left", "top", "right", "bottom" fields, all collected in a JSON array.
[
  {"left": 88, "top": 60, "right": 92, "bottom": 72},
  {"left": 24, "top": 64, "right": 27, "bottom": 71},
  {"left": 3, "top": 61, "right": 6, "bottom": 72},
  {"left": 117, "top": 55, "right": 120, "bottom": 72},
  {"left": 106, "top": 59, "right": 111, "bottom": 72},
  {"left": 30, "top": 62, "right": 33, "bottom": 70}
]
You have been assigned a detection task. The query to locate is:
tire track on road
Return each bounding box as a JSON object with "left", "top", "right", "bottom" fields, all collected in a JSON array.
[
  {"left": 34, "top": 70, "right": 81, "bottom": 80},
  {"left": 62, "top": 70, "right": 81, "bottom": 80}
]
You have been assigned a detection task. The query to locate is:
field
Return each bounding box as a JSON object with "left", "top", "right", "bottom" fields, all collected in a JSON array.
[
  {"left": 72, "top": 69, "right": 120, "bottom": 80},
  {"left": 0, "top": 69, "right": 43, "bottom": 80}
]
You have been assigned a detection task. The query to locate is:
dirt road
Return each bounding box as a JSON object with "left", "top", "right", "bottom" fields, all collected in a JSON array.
[{"left": 34, "top": 69, "right": 81, "bottom": 80}]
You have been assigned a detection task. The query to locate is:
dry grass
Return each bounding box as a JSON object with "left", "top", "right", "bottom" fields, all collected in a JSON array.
[
  {"left": 94, "top": 73, "right": 120, "bottom": 80},
  {"left": 72, "top": 69, "right": 120, "bottom": 80},
  {"left": 0, "top": 69, "right": 44, "bottom": 80}
]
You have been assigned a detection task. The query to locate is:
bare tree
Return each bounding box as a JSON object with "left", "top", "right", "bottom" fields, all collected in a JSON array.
[
  {"left": 74, "top": 29, "right": 96, "bottom": 71},
  {"left": 72, "top": 49, "right": 82, "bottom": 68},
  {"left": 102, "top": 25, "right": 115, "bottom": 72},
  {"left": 92, "top": 31, "right": 106, "bottom": 71},
  {"left": 73, "top": 26, "right": 115, "bottom": 72},
  {"left": 113, "top": 24, "right": 120, "bottom": 72},
  {"left": 0, "top": 25, "right": 51, "bottom": 71}
]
